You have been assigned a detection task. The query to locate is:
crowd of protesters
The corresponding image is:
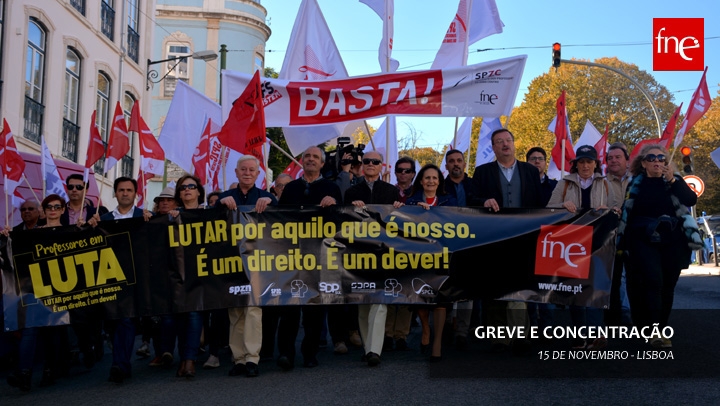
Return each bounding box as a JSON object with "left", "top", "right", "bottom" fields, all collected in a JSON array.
[{"left": 1, "top": 130, "right": 698, "bottom": 391}]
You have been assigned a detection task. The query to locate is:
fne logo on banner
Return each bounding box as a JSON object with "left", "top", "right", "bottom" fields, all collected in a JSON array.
[
  {"left": 653, "top": 18, "right": 704, "bottom": 71},
  {"left": 535, "top": 224, "right": 593, "bottom": 279}
]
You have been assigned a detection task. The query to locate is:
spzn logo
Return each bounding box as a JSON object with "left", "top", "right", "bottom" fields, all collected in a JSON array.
[
  {"left": 411, "top": 278, "right": 435, "bottom": 296},
  {"left": 474, "top": 69, "right": 501, "bottom": 81},
  {"left": 384, "top": 279, "right": 402, "bottom": 297},
  {"left": 653, "top": 18, "right": 704, "bottom": 71},
  {"left": 319, "top": 282, "right": 341, "bottom": 294},
  {"left": 535, "top": 224, "right": 593, "bottom": 279},
  {"left": 229, "top": 285, "right": 252, "bottom": 295},
  {"left": 477, "top": 90, "right": 498, "bottom": 105},
  {"left": 351, "top": 282, "right": 376, "bottom": 292},
  {"left": 291, "top": 280, "right": 308, "bottom": 298}
]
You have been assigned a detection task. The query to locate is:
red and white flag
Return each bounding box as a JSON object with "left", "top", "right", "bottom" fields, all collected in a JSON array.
[
  {"left": 0, "top": 119, "right": 26, "bottom": 195},
  {"left": 84, "top": 110, "right": 105, "bottom": 183},
  {"left": 594, "top": 124, "right": 609, "bottom": 174},
  {"left": 41, "top": 136, "right": 69, "bottom": 200},
  {"left": 674, "top": 67, "right": 711, "bottom": 148},
  {"left": 360, "top": 0, "right": 399, "bottom": 73},
  {"left": 129, "top": 101, "right": 165, "bottom": 176},
  {"left": 104, "top": 102, "right": 130, "bottom": 174},
  {"left": 431, "top": 0, "right": 504, "bottom": 69},
  {"left": 218, "top": 70, "right": 266, "bottom": 164},
  {"left": 281, "top": 160, "right": 304, "bottom": 180},
  {"left": 547, "top": 90, "right": 575, "bottom": 179},
  {"left": 276, "top": 0, "right": 351, "bottom": 156},
  {"left": 135, "top": 170, "right": 154, "bottom": 209},
  {"left": 630, "top": 103, "right": 684, "bottom": 161},
  {"left": 193, "top": 117, "right": 212, "bottom": 186}
]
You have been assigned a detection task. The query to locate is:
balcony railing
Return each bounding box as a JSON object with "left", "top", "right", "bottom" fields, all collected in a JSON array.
[
  {"left": 24, "top": 96, "right": 44, "bottom": 144},
  {"left": 101, "top": 1, "right": 114, "bottom": 41},
  {"left": 127, "top": 26, "right": 139, "bottom": 64},
  {"left": 121, "top": 155, "right": 134, "bottom": 178},
  {"left": 70, "top": 0, "right": 85, "bottom": 15},
  {"left": 62, "top": 119, "right": 80, "bottom": 162},
  {"left": 94, "top": 141, "right": 108, "bottom": 175}
]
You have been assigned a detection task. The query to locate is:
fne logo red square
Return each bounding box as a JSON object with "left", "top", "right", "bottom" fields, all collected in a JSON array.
[
  {"left": 653, "top": 18, "right": 704, "bottom": 71},
  {"left": 535, "top": 224, "right": 593, "bottom": 279}
]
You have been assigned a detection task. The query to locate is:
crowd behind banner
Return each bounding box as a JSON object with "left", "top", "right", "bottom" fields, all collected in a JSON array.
[{"left": 2, "top": 205, "right": 617, "bottom": 331}]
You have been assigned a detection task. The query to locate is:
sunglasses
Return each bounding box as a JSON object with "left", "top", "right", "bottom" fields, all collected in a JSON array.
[
  {"left": 67, "top": 184, "right": 85, "bottom": 191},
  {"left": 395, "top": 168, "right": 415, "bottom": 174},
  {"left": 362, "top": 158, "right": 382, "bottom": 166},
  {"left": 179, "top": 184, "right": 198, "bottom": 191},
  {"left": 528, "top": 156, "right": 546, "bottom": 162},
  {"left": 44, "top": 204, "right": 63, "bottom": 211},
  {"left": 20, "top": 207, "right": 37, "bottom": 212},
  {"left": 643, "top": 154, "right": 666, "bottom": 163}
]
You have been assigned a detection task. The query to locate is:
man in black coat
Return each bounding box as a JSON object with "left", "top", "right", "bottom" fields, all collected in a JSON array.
[
  {"left": 61, "top": 174, "right": 98, "bottom": 226},
  {"left": 472, "top": 129, "right": 542, "bottom": 355}
]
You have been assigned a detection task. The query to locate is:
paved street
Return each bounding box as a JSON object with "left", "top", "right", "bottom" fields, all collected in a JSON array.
[{"left": 2, "top": 264, "right": 719, "bottom": 405}]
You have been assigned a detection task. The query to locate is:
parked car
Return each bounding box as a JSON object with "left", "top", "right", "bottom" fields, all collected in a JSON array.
[{"left": 697, "top": 215, "right": 720, "bottom": 263}]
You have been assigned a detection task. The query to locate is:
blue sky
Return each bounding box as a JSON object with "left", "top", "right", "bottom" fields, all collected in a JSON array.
[{"left": 260, "top": 0, "right": 719, "bottom": 151}]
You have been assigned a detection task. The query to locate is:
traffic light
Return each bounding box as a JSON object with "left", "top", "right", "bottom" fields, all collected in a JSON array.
[
  {"left": 680, "top": 145, "right": 693, "bottom": 174},
  {"left": 552, "top": 43, "right": 561, "bottom": 68}
]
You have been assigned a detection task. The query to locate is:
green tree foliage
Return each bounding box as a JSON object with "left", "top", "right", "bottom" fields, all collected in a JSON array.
[
  {"left": 508, "top": 57, "right": 677, "bottom": 161},
  {"left": 683, "top": 89, "right": 720, "bottom": 215},
  {"left": 399, "top": 147, "right": 442, "bottom": 167}
]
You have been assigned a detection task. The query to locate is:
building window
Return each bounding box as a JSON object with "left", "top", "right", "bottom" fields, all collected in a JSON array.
[
  {"left": 70, "top": 0, "right": 85, "bottom": 15},
  {"left": 94, "top": 72, "right": 111, "bottom": 174},
  {"left": 254, "top": 54, "right": 264, "bottom": 73},
  {"left": 101, "top": 0, "right": 115, "bottom": 41},
  {"left": 122, "top": 92, "right": 136, "bottom": 178},
  {"left": 126, "top": 0, "right": 140, "bottom": 63},
  {"left": 62, "top": 48, "right": 81, "bottom": 161},
  {"left": 24, "top": 19, "right": 46, "bottom": 143},
  {"left": 163, "top": 44, "right": 190, "bottom": 97}
]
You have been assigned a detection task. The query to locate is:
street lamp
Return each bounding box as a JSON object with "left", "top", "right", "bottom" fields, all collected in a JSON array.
[{"left": 146, "top": 50, "right": 218, "bottom": 90}]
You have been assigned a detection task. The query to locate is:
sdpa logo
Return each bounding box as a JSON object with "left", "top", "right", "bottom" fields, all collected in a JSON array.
[
  {"left": 535, "top": 224, "right": 592, "bottom": 279},
  {"left": 653, "top": 18, "right": 704, "bottom": 71}
]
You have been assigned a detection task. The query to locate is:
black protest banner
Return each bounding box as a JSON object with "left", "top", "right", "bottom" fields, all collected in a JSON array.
[{"left": 2, "top": 206, "right": 617, "bottom": 330}]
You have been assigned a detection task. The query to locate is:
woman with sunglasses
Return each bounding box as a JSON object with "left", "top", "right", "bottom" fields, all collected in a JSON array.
[
  {"left": 618, "top": 144, "right": 697, "bottom": 348},
  {"left": 548, "top": 145, "right": 613, "bottom": 350},
  {"left": 6, "top": 195, "right": 67, "bottom": 391},
  {"left": 166, "top": 174, "right": 206, "bottom": 378},
  {"left": 405, "top": 164, "right": 457, "bottom": 361}
]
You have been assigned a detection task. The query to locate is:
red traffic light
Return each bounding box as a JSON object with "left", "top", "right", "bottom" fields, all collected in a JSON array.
[
  {"left": 552, "top": 43, "right": 561, "bottom": 68},
  {"left": 680, "top": 146, "right": 692, "bottom": 156},
  {"left": 553, "top": 43, "right": 561, "bottom": 51}
]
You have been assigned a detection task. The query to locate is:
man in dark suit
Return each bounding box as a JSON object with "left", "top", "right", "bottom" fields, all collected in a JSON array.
[
  {"left": 473, "top": 129, "right": 543, "bottom": 354},
  {"left": 61, "top": 174, "right": 98, "bottom": 226},
  {"left": 13, "top": 200, "right": 43, "bottom": 231}
]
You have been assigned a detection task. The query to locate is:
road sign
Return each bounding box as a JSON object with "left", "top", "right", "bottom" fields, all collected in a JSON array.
[{"left": 683, "top": 175, "right": 705, "bottom": 197}]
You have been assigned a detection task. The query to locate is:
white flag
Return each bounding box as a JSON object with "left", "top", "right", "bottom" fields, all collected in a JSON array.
[
  {"left": 454, "top": 117, "right": 473, "bottom": 153},
  {"left": 574, "top": 120, "right": 602, "bottom": 151},
  {"left": 431, "top": 0, "right": 504, "bottom": 69},
  {"left": 370, "top": 117, "right": 398, "bottom": 184},
  {"left": 159, "top": 80, "right": 222, "bottom": 174},
  {"left": 711, "top": 146, "right": 720, "bottom": 171},
  {"left": 360, "top": 0, "right": 399, "bottom": 73},
  {"left": 278, "top": 0, "right": 350, "bottom": 156},
  {"left": 475, "top": 116, "right": 501, "bottom": 167},
  {"left": 41, "top": 136, "right": 69, "bottom": 201}
]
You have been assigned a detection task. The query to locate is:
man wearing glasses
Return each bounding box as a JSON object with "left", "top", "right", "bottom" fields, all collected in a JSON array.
[
  {"left": 12, "top": 200, "right": 44, "bottom": 231},
  {"left": 345, "top": 151, "right": 402, "bottom": 366},
  {"left": 525, "top": 147, "right": 557, "bottom": 207},
  {"left": 61, "top": 174, "right": 98, "bottom": 226},
  {"left": 394, "top": 157, "right": 415, "bottom": 203}
]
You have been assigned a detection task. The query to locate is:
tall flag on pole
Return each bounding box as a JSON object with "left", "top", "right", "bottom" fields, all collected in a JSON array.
[
  {"left": 135, "top": 171, "right": 154, "bottom": 209},
  {"left": 547, "top": 90, "right": 574, "bottom": 180},
  {"left": 674, "top": 67, "right": 711, "bottom": 148},
  {"left": 218, "top": 69, "right": 266, "bottom": 163},
  {"left": 453, "top": 117, "right": 474, "bottom": 153},
  {"left": 360, "top": 0, "right": 399, "bottom": 72},
  {"left": 193, "top": 117, "right": 212, "bottom": 187},
  {"left": 0, "top": 119, "right": 26, "bottom": 195},
  {"left": 475, "top": 117, "right": 501, "bottom": 167},
  {"left": 278, "top": 0, "right": 351, "bottom": 156},
  {"left": 594, "top": 124, "right": 609, "bottom": 175},
  {"left": 129, "top": 101, "right": 165, "bottom": 176},
  {"left": 41, "top": 136, "right": 70, "bottom": 200},
  {"left": 104, "top": 101, "right": 130, "bottom": 174},
  {"left": 431, "top": 0, "right": 504, "bottom": 69},
  {"left": 630, "top": 103, "right": 684, "bottom": 161},
  {"left": 84, "top": 110, "right": 105, "bottom": 183}
]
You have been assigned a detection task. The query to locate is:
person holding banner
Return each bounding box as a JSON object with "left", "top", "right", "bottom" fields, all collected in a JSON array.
[
  {"left": 217, "top": 156, "right": 277, "bottom": 378},
  {"left": 345, "top": 151, "right": 403, "bottom": 366},
  {"left": 547, "top": 145, "right": 612, "bottom": 350},
  {"left": 406, "top": 164, "right": 457, "bottom": 361},
  {"left": 277, "top": 146, "right": 343, "bottom": 369},
  {"left": 618, "top": 144, "right": 697, "bottom": 348}
]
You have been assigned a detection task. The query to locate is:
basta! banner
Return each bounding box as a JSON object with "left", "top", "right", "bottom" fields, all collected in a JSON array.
[
  {"left": 2, "top": 206, "right": 616, "bottom": 330},
  {"left": 221, "top": 55, "right": 527, "bottom": 126}
]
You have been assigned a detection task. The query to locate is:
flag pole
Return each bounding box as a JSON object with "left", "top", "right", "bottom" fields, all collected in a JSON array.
[
  {"left": 561, "top": 139, "right": 566, "bottom": 178},
  {"left": 4, "top": 178, "right": 8, "bottom": 227},
  {"left": 22, "top": 175, "right": 40, "bottom": 202},
  {"left": 268, "top": 139, "right": 301, "bottom": 166},
  {"left": 220, "top": 146, "right": 227, "bottom": 191},
  {"left": 452, "top": 117, "right": 459, "bottom": 149}
]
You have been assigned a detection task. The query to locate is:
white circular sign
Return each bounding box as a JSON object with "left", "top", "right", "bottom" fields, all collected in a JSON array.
[{"left": 683, "top": 175, "right": 704, "bottom": 197}]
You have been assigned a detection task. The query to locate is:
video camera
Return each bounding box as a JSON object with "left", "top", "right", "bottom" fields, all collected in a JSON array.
[{"left": 321, "top": 137, "right": 366, "bottom": 180}]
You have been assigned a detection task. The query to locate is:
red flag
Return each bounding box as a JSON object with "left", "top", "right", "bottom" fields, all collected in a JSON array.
[
  {"left": 674, "top": 67, "right": 711, "bottom": 148},
  {"left": 551, "top": 90, "right": 575, "bottom": 173},
  {"left": 630, "top": 103, "right": 684, "bottom": 161},
  {"left": 192, "top": 118, "right": 212, "bottom": 185},
  {"left": 281, "top": 160, "right": 305, "bottom": 180},
  {"left": 84, "top": 110, "right": 106, "bottom": 182},
  {"left": 218, "top": 69, "right": 266, "bottom": 162},
  {"left": 594, "top": 124, "right": 609, "bottom": 164},
  {"left": 104, "top": 102, "right": 130, "bottom": 173},
  {"left": 130, "top": 101, "right": 165, "bottom": 176},
  {"left": 1, "top": 119, "right": 26, "bottom": 195},
  {"left": 135, "top": 170, "right": 154, "bottom": 209}
]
